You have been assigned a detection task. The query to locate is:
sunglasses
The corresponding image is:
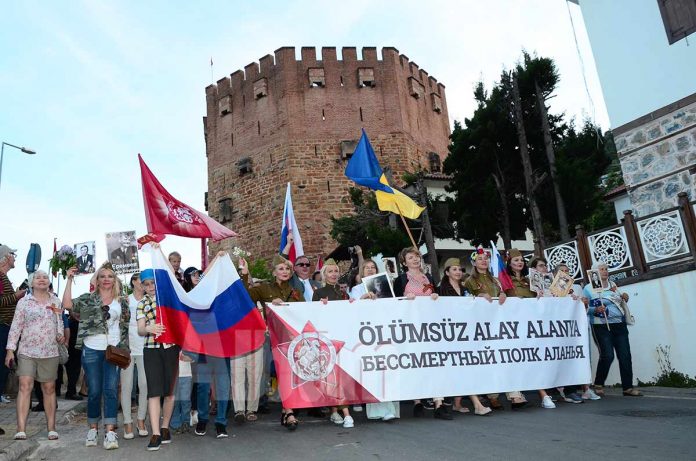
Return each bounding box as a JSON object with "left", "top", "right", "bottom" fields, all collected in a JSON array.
[
  {"left": 101, "top": 305, "right": 111, "bottom": 321},
  {"left": 295, "top": 263, "right": 311, "bottom": 268}
]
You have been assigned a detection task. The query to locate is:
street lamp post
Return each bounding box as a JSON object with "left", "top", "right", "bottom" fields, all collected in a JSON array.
[{"left": 0, "top": 141, "right": 37, "bottom": 190}]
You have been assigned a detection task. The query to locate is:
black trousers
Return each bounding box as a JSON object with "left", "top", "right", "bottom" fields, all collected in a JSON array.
[{"left": 65, "top": 319, "right": 82, "bottom": 396}]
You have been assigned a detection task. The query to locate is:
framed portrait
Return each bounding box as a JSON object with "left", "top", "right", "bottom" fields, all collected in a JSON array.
[
  {"left": 105, "top": 230, "right": 140, "bottom": 275},
  {"left": 529, "top": 268, "right": 553, "bottom": 294},
  {"left": 381, "top": 257, "right": 398, "bottom": 278},
  {"left": 550, "top": 270, "right": 574, "bottom": 297},
  {"left": 362, "top": 272, "right": 395, "bottom": 299},
  {"left": 586, "top": 269, "right": 604, "bottom": 292},
  {"left": 73, "top": 241, "right": 96, "bottom": 275}
]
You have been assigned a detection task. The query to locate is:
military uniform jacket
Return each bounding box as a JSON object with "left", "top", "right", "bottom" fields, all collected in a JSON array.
[
  {"left": 505, "top": 274, "right": 536, "bottom": 298},
  {"left": 463, "top": 272, "right": 501, "bottom": 298},
  {"left": 71, "top": 292, "right": 130, "bottom": 350},
  {"left": 312, "top": 284, "right": 348, "bottom": 301},
  {"left": 245, "top": 275, "right": 306, "bottom": 305}
]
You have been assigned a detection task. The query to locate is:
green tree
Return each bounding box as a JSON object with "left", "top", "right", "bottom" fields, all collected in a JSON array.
[
  {"left": 444, "top": 83, "right": 527, "bottom": 248},
  {"left": 446, "top": 51, "right": 616, "bottom": 247}
]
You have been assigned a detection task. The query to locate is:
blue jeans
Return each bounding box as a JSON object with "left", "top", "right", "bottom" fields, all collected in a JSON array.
[
  {"left": 171, "top": 376, "right": 192, "bottom": 429},
  {"left": 196, "top": 356, "right": 230, "bottom": 426},
  {"left": 592, "top": 322, "right": 634, "bottom": 391},
  {"left": 82, "top": 346, "right": 120, "bottom": 425},
  {"left": 0, "top": 324, "right": 11, "bottom": 395}
]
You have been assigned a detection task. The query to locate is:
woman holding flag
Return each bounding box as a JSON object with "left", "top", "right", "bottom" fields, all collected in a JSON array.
[
  {"left": 464, "top": 249, "right": 528, "bottom": 411},
  {"left": 240, "top": 255, "right": 302, "bottom": 431},
  {"left": 137, "top": 268, "right": 180, "bottom": 451}
]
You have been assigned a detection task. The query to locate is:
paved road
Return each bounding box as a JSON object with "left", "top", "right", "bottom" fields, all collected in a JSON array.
[{"left": 16, "top": 387, "right": 696, "bottom": 461}]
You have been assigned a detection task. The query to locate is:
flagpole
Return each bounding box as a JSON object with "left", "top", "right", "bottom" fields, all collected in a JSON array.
[
  {"left": 201, "top": 238, "right": 208, "bottom": 271},
  {"left": 394, "top": 202, "right": 419, "bottom": 251}
]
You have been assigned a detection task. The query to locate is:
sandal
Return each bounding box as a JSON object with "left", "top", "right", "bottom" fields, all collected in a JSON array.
[
  {"left": 234, "top": 411, "right": 246, "bottom": 423},
  {"left": 592, "top": 385, "right": 605, "bottom": 396},
  {"left": 475, "top": 407, "right": 492, "bottom": 416},
  {"left": 48, "top": 431, "right": 59, "bottom": 440},
  {"left": 452, "top": 406, "right": 470, "bottom": 414},
  {"left": 14, "top": 431, "right": 27, "bottom": 440},
  {"left": 282, "top": 412, "right": 298, "bottom": 431},
  {"left": 246, "top": 411, "right": 257, "bottom": 422},
  {"left": 623, "top": 388, "right": 643, "bottom": 397}
]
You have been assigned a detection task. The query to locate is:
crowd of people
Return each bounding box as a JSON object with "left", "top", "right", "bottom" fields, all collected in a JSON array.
[{"left": 0, "top": 240, "right": 641, "bottom": 451}]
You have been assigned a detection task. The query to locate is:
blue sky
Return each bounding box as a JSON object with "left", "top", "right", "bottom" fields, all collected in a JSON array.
[{"left": 0, "top": 0, "right": 607, "bottom": 290}]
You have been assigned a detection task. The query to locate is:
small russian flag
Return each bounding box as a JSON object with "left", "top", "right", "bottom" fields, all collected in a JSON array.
[{"left": 279, "top": 183, "right": 304, "bottom": 263}]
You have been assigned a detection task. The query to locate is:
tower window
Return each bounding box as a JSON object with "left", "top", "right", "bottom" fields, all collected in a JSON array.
[
  {"left": 308, "top": 68, "right": 326, "bottom": 87},
  {"left": 428, "top": 152, "right": 441, "bottom": 173}
]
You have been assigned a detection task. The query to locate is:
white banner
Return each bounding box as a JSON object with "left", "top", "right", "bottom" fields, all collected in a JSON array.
[{"left": 268, "top": 296, "right": 590, "bottom": 407}]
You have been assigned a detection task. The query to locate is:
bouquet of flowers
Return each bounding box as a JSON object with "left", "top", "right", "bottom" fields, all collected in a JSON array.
[
  {"left": 231, "top": 246, "right": 250, "bottom": 270},
  {"left": 231, "top": 247, "right": 251, "bottom": 259},
  {"left": 49, "top": 245, "right": 77, "bottom": 279}
]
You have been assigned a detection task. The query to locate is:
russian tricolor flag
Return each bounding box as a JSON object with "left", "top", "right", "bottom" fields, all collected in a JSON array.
[
  {"left": 279, "top": 183, "right": 304, "bottom": 263},
  {"left": 490, "top": 241, "right": 514, "bottom": 292},
  {"left": 145, "top": 245, "right": 266, "bottom": 358}
]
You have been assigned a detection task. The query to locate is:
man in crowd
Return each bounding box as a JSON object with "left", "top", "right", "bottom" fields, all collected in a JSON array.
[
  {"left": 0, "top": 244, "right": 27, "bottom": 434},
  {"left": 76, "top": 245, "right": 94, "bottom": 274},
  {"left": 280, "top": 235, "right": 319, "bottom": 299}
]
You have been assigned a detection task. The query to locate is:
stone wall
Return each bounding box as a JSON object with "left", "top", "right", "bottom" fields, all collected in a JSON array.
[
  {"left": 615, "top": 95, "right": 696, "bottom": 216},
  {"left": 204, "top": 47, "right": 451, "bottom": 264}
]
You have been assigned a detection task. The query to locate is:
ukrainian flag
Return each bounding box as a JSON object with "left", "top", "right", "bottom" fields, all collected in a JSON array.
[{"left": 345, "top": 129, "right": 425, "bottom": 220}]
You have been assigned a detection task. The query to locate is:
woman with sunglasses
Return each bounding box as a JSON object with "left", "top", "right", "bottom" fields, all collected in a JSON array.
[{"left": 63, "top": 263, "right": 130, "bottom": 450}]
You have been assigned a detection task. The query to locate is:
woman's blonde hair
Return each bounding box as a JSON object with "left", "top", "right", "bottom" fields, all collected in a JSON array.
[
  {"left": 320, "top": 262, "right": 339, "bottom": 285},
  {"left": 95, "top": 265, "right": 121, "bottom": 298}
]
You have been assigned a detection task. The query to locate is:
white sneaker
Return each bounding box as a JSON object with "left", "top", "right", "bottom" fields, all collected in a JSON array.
[
  {"left": 190, "top": 410, "right": 198, "bottom": 426},
  {"left": 85, "top": 428, "right": 98, "bottom": 447},
  {"left": 382, "top": 413, "right": 396, "bottom": 421},
  {"left": 352, "top": 405, "right": 363, "bottom": 412},
  {"left": 541, "top": 395, "right": 556, "bottom": 409},
  {"left": 342, "top": 415, "right": 354, "bottom": 428},
  {"left": 582, "top": 389, "right": 602, "bottom": 400},
  {"left": 103, "top": 431, "right": 119, "bottom": 450},
  {"left": 329, "top": 412, "right": 344, "bottom": 425},
  {"left": 0, "top": 395, "right": 11, "bottom": 404}
]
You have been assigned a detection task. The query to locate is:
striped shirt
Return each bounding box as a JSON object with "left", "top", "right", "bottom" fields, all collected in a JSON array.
[{"left": 0, "top": 272, "right": 18, "bottom": 325}]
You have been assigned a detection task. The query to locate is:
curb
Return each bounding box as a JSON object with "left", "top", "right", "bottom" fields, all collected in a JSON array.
[
  {"left": 0, "top": 402, "right": 86, "bottom": 461},
  {"left": 0, "top": 439, "right": 37, "bottom": 461}
]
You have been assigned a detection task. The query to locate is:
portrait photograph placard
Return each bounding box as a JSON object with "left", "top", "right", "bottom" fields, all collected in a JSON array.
[
  {"left": 73, "top": 241, "right": 96, "bottom": 275},
  {"left": 381, "top": 257, "right": 398, "bottom": 278},
  {"left": 549, "top": 270, "right": 574, "bottom": 297},
  {"left": 362, "top": 272, "right": 395, "bottom": 299},
  {"left": 106, "top": 230, "right": 139, "bottom": 275},
  {"left": 529, "top": 268, "right": 554, "bottom": 294},
  {"left": 587, "top": 269, "right": 604, "bottom": 292}
]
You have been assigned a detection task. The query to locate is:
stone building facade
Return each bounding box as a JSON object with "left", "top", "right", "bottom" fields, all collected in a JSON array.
[
  {"left": 614, "top": 93, "right": 696, "bottom": 216},
  {"left": 203, "top": 46, "right": 450, "bottom": 263}
]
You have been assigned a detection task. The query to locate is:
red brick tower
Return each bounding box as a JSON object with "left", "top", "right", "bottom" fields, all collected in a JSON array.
[{"left": 204, "top": 46, "right": 450, "bottom": 263}]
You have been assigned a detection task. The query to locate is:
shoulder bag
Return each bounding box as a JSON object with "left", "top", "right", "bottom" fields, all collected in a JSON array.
[{"left": 104, "top": 301, "right": 131, "bottom": 369}]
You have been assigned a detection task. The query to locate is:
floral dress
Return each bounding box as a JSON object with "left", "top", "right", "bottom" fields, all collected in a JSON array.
[{"left": 7, "top": 294, "right": 63, "bottom": 358}]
